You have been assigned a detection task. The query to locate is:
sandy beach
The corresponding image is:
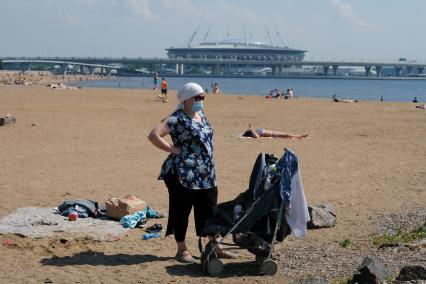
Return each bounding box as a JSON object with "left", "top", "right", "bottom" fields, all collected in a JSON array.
[{"left": 0, "top": 83, "right": 425, "bottom": 283}]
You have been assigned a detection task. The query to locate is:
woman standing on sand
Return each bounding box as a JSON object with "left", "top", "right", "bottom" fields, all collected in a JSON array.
[{"left": 149, "top": 82, "right": 231, "bottom": 263}]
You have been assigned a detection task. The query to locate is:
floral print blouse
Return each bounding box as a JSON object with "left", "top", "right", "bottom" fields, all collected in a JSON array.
[{"left": 159, "top": 109, "right": 216, "bottom": 190}]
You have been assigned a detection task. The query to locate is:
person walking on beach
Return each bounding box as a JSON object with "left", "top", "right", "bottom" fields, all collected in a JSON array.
[
  {"left": 286, "top": 88, "right": 294, "bottom": 98},
  {"left": 212, "top": 83, "right": 220, "bottom": 94},
  {"left": 153, "top": 72, "right": 159, "bottom": 90},
  {"left": 160, "top": 78, "right": 168, "bottom": 102},
  {"left": 148, "top": 82, "right": 232, "bottom": 263}
]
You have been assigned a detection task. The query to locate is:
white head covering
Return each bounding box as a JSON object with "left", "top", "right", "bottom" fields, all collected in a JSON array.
[{"left": 176, "top": 82, "right": 204, "bottom": 110}]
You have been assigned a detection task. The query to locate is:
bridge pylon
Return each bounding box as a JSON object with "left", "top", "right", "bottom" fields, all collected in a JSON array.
[
  {"left": 365, "top": 66, "right": 372, "bottom": 77},
  {"left": 395, "top": 67, "right": 402, "bottom": 77},
  {"left": 88, "top": 66, "right": 95, "bottom": 76},
  {"left": 375, "top": 66, "right": 382, "bottom": 77},
  {"left": 332, "top": 65, "right": 338, "bottom": 76},
  {"left": 323, "top": 65, "right": 330, "bottom": 76}
]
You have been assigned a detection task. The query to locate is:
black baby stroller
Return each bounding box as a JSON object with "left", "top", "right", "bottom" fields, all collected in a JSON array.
[{"left": 200, "top": 149, "right": 298, "bottom": 276}]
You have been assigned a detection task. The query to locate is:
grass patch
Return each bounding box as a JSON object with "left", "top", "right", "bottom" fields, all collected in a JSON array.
[
  {"left": 373, "top": 222, "right": 426, "bottom": 246},
  {"left": 339, "top": 239, "right": 352, "bottom": 248}
]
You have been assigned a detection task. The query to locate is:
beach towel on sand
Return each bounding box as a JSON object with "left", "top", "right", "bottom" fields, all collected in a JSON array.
[{"left": 0, "top": 207, "right": 129, "bottom": 241}]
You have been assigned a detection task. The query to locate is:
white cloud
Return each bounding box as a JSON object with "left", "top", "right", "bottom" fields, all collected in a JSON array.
[
  {"left": 329, "top": 0, "right": 374, "bottom": 29},
  {"left": 127, "top": 0, "right": 156, "bottom": 19}
]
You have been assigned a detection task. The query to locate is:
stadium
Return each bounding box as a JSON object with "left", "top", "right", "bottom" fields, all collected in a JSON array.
[{"left": 166, "top": 29, "right": 306, "bottom": 62}]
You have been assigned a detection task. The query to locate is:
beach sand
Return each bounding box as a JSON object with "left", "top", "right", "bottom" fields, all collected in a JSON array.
[{"left": 0, "top": 84, "right": 425, "bottom": 283}]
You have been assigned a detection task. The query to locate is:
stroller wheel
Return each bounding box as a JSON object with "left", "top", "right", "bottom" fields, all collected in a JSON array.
[
  {"left": 206, "top": 258, "right": 224, "bottom": 276},
  {"left": 255, "top": 255, "right": 266, "bottom": 265},
  {"left": 261, "top": 259, "right": 278, "bottom": 276},
  {"left": 201, "top": 258, "right": 208, "bottom": 273}
]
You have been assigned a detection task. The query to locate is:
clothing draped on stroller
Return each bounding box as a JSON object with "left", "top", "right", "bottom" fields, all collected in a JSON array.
[{"left": 200, "top": 148, "right": 309, "bottom": 276}]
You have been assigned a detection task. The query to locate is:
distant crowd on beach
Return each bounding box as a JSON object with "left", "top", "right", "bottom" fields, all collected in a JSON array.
[
  {"left": 0, "top": 71, "right": 112, "bottom": 87},
  {"left": 151, "top": 71, "right": 222, "bottom": 103},
  {"left": 265, "top": 88, "right": 295, "bottom": 99}
]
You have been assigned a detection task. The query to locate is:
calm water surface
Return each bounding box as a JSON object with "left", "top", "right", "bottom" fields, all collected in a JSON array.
[{"left": 71, "top": 77, "right": 426, "bottom": 103}]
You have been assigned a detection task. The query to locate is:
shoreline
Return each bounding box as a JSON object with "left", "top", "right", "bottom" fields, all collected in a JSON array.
[
  {"left": 123, "top": 73, "right": 426, "bottom": 80},
  {"left": 68, "top": 79, "right": 426, "bottom": 104}
]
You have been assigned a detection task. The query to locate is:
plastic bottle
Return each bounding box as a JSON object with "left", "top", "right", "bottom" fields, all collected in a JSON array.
[
  {"left": 267, "top": 164, "right": 277, "bottom": 174},
  {"left": 234, "top": 204, "right": 243, "bottom": 221},
  {"left": 143, "top": 233, "right": 161, "bottom": 240},
  {"left": 264, "top": 175, "right": 271, "bottom": 190},
  {"left": 264, "top": 164, "right": 277, "bottom": 190}
]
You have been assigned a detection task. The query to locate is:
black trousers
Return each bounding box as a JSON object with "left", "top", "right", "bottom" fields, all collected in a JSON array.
[{"left": 163, "top": 172, "right": 218, "bottom": 242}]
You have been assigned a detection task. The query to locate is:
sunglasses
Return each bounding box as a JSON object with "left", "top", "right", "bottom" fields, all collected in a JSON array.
[{"left": 194, "top": 95, "right": 205, "bottom": 101}]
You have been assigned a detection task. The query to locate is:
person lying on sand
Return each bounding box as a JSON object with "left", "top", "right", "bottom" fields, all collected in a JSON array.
[
  {"left": 415, "top": 104, "right": 425, "bottom": 109},
  {"left": 332, "top": 94, "right": 358, "bottom": 103},
  {"left": 265, "top": 89, "right": 281, "bottom": 99},
  {"left": 242, "top": 124, "right": 309, "bottom": 139}
]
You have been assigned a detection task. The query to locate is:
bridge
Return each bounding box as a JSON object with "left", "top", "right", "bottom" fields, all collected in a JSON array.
[
  {"left": 1, "top": 59, "right": 123, "bottom": 76},
  {"left": 1, "top": 57, "right": 425, "bottom": 77}
]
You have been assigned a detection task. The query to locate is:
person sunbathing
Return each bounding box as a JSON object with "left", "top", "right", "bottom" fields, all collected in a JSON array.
[
  {"left": 265, "top": 89, "right": 281, "bottom": 99},
  {"left": 415, "top": 104, "right": 425, "bottom": 109},
  {"left": 332, "top": 94, "right": 358, "bottom": 103},
  {"left": 242, "top": 124, "right": 309, "bottom": 139}
]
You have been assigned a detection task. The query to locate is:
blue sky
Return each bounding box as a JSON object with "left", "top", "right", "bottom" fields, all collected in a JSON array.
[{"left": 1, "top": 0, "right": 425, "bottom": 60}]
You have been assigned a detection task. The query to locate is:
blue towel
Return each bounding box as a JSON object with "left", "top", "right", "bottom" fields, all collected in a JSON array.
[
  {"left": 120, "top": 207, "right": 163, "bottom": 228},
  {"left": 120, "top": 211, "right": 146, "bottom": 228},
  {"left": 145, "top": 207, "right": 163, "bottom": 218}
]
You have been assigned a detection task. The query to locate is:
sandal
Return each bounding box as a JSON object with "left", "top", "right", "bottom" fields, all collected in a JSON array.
[
  {"left": 145, "top": 223, "right": 163, "bottom": 233},
  {"left": 175, "top": 251, "right": 196, "bottom": 264}
]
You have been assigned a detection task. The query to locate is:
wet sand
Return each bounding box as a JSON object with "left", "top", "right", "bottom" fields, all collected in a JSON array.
[{"left": 0, "top": 84, "right": 425, "bottom": 283}]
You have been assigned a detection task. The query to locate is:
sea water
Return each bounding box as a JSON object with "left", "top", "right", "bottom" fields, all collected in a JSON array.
[{"left": 71, "top": 77, "right": 426, "bottom": 103}]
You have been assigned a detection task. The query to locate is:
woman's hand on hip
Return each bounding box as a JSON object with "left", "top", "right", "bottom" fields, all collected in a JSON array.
[{"left": 171, "top": 146, "right": 182, "bottom": 155}]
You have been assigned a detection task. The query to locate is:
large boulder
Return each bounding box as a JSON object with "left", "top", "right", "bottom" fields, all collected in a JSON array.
[
  {"left": 396, "top": 265, "right": 426, "bottom": 281},
  {"left": 307, "top": 203, "right": 336, "bottom": 229},
  {"left": 351, "top": 256, "right": 392, "bottom": 284}
]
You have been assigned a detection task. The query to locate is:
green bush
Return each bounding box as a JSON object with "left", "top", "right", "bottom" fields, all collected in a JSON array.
[{"left": 339, "top": 239, "right": 352, "bottom": 248}]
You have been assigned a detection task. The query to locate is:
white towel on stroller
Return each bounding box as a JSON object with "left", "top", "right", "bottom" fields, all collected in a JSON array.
[{"left": 285, "top": 167, "right": 310, "bottom": 238}]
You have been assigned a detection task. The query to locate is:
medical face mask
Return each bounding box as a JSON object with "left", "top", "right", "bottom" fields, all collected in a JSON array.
[{"left": 191, "top": 101, "right": 204, "bottom": 113}]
